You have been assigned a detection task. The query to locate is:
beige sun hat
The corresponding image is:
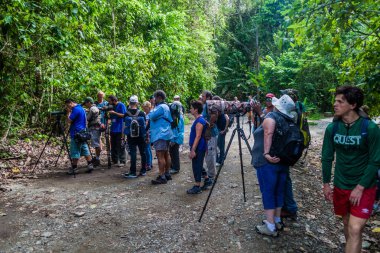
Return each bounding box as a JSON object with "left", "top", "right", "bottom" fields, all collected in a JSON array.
[{"left": 271, "top": 94, "right": 295, "bottom": 118}]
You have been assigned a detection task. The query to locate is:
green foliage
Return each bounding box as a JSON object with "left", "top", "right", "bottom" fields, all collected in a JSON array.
[
  {"left": 0, "top": 0, "right": 217, "bottom": 139},
  {"left": 288, "top": 0, "right": 380, "bottom": 114},
  {"left": 214, "top": 0, "right": 379, "bottom": 114},
  {"left": 183, "top": 114, "right": 190, "bottom": 125},
  {"left": 2, "top": 0, "right": 379, "bottom": 140},
  {"left": 308, "top": 113, "right": 323, "bottom": 121}
]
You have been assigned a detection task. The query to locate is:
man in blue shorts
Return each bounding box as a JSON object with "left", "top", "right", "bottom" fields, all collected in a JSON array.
[{"left": 65, "top": 99, "right": 93, "bottom": 174}]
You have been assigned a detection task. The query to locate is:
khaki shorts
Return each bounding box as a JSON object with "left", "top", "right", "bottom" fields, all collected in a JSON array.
[{"left": 90, "top": 129, "right": 101, "bottom": 148}]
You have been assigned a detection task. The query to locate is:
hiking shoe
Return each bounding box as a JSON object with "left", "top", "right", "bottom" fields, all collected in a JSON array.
[
  {"left": 67, "top": 168, "right": 78, "bottom": 175},
  {"left": 201, "top": 178, "right": 213, "bottom": 190},
  {"left": 280, "top": 210, "right": 297, "bottom": 220},
  {"left": 262, "top": 220, "right": 285, "bottom": 231},
  {"left": 146, "top": 165, "right": 152, "bottom": 171},
  {"left": 169, "top": 168, "right": 179, "bottom": 174},
  {"left": 138, "top": 172, "right": 147, "bottom": 177},
  {"left": 152, "top": 176, "right": 167, "bottom": 185},
  {"left": 92, "top": 158, "right": 101, "bottom": 166},
  {"left": 187, "top": 186, "right": 202, "bottom": 194},
  {"left": 165, "top": 174, "right": 172, "bottom": 181},
  {"left": 124, "top": 173, "right": 137, "bottom": 179},
  {"left": 86, "top": 163, "right": 94, "bottom": 173},
  {"left": 255, "top": 224, "right": 278, "bottom": 237}
]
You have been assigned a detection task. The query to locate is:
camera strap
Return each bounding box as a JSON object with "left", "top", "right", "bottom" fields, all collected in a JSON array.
[{"left": 221, "top": 101, "right": 226, "bottom": 114}]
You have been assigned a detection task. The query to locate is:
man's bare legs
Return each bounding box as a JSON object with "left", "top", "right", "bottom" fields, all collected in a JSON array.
[{"left": 344, "top": 215, "right": 367, "bottom": 253}]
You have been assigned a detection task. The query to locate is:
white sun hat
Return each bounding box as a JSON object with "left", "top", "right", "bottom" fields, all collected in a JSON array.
[{"left": 271, "top": 94, "right": 295, "bottom": 118}]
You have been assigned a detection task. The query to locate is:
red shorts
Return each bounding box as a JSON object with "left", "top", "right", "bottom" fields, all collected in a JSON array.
[{"left": 333, "top": 186, "right": 376, "bottom": 219}]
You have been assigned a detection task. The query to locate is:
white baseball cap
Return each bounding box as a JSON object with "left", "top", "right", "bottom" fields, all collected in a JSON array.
[{"left": 129, "top": 95, "right": 138, "bottom": 103}]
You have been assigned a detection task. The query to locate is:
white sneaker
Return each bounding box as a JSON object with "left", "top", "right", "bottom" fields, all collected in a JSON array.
[
  {"left": 118, "top": 162, "right": 125, "bottom": 167},
  {"left": 255, "top": 223, "right": 278, "bottom": 237},
  {"left": 216, "top": 162, "right": 221, "bottom": 167}
]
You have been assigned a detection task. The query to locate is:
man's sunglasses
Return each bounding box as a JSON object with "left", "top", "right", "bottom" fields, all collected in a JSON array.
[{"left": 265, "top": 98, "right": 272, "bottom": 102}]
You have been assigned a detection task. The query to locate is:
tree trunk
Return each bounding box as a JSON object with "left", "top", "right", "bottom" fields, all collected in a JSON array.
[
  {"left": 256, "top": 25, "right": 260, "bottom": 72},
  {"left": 112, "top": 3, "right": 117, "bottom": 49},
  {"left": 1, "top": 108, "right": 14, "bottom": 142}
]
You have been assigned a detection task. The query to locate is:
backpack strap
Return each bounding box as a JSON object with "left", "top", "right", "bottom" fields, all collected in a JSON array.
[
  {"left": 360, "top": 118, "right": 370, "bottom": 145},
  {"left": 332, "top": 118, "right": 370, "bottom": 144},
  {"left": 332, "top": 120, "right": 339, "bottom": 142},
  {"left": 126, "top": 109, "right": 140, "bottom": 117}
]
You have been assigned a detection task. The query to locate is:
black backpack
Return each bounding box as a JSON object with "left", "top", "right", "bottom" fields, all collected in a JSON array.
[
  {"left": 169, "top": 103, "right": 181, "bottom": 129},
  {"left": 269, "top": 112, "right": 305, "bottom": 166},
  {"left": 126, "top": 110, "right": 141, "bottom": 138}
]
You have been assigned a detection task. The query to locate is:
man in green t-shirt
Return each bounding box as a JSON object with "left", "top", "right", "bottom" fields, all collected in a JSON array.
[{"left": 321, "top": 86, "right": 380, "bottom": 253}]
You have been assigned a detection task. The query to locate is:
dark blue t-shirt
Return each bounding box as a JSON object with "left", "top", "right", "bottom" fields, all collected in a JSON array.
[
  {"left": 69, "top": 104, "right": 87, "bottom": 138},
  {"left": 110, "top": 102, "right": 127, "bottom": 133},
  {"left": 189, "top": 116, "right": 208, "bottom": 152}
]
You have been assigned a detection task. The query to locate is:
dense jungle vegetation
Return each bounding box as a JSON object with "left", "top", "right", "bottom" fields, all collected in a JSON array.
[{"left": 1, "top": 0, "right": 379, "bottom": 140}]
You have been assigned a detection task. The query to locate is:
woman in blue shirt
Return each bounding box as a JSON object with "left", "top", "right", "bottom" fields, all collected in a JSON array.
[{"left": 188, "top": 100, "right": 208, "bottom": 194}]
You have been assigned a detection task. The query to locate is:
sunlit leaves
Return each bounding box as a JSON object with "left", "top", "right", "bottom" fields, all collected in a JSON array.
[{"left": 0, "top": 0, "right": 218, "bottom": 138}]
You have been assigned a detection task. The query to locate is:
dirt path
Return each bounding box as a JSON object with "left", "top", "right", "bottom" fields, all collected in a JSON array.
[{"left": 1, "top": 117, "right": 379, "bottom": 253}]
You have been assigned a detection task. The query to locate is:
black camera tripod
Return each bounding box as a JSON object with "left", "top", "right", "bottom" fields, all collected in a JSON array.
[
  {"left": 199, "top": 112, "right": 252, "bottom": 222},
  {"left": 104, "top": 112, "right": 112, "bottom": 169},
  {"left": 32, "top": 113, "right": 74, "bottom": 175}
]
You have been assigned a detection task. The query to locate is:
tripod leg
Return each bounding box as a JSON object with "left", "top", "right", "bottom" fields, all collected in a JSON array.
[
  {"left": 219, "top": 127, "right": 237, "bottom": 166},
  {"left": 199, "top": 128, "right": 237, "bottom": 222},
  {"left": 32, "top": 127, "right": 55, "bottom": 172},
  {"left": 105, "top": 124, "right": 111, "bottom": 169},
  {"left": 54, "top": 143, "right": 65, "bottom": 167},
  {"left": 59, "top": 124, "right": 75, "bottom": 177},
  {"left": 237, "top": 129, "right": 247, "bottom": 202},
  {"left": 86, "top": 141, "right": 94, "bottom": 160}
]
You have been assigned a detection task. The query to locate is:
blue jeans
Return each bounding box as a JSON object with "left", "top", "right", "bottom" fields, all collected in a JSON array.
[
  {"left": 283, "top": 172, "right": 298, "bottom": 213},
  {"left": 145, "top": 142, "right": 152, "bottom": 167},
  {"left": 216, "top": 133, "right": 226, "bottom": 164},
  {"left": 256, "top": 163, "right": 288, "bottom": 210},
  {"left": 192, "top": 150, "right": 206, "bottom": 183},
  {"left": 169, "top": 143, "right": 180, "bottom": 171},
  {"left": 128, "top": 138, "right": 146, "bottom": 174}
]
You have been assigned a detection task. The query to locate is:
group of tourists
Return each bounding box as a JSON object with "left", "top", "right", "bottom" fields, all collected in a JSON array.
[
  {"left": 64, "top": 85, "right": 379, "bottom": 253},
  {"left": 64, "top": 90, "right": 185, "bottom": 185}
]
